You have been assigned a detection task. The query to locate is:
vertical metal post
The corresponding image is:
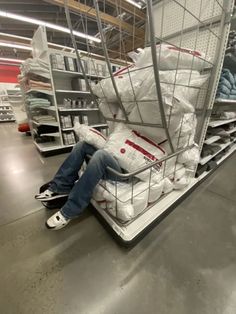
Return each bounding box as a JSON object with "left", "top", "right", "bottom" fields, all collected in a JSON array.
[
  {"left": 146, "top": 0, "right": 174, "bottom": 153},
  {"left": 93, "top": 0, "right": 128, "bottom": 121},
  {"left": 64, "top": 0, "right": 99, "bottom": 106}
]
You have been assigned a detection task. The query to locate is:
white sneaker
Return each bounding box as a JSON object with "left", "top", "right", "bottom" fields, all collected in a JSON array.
[
  {"left": 46, "top": 211, "right": 71, "bottom": 230},
  {"left": 35, "top": 189, "right": 68, "bottom": 201}
]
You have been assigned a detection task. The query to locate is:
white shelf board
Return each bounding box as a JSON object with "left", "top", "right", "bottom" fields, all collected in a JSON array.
[
  {"left": 7, "top": 95, "right": 22, "bottom": 98},
  {"left": 90, "top": 123, "right": 108, "bottom": 128},
  {"left": 40, "top": 132, "right": 60, "bottom": 137},
  {"left": 34, "top": 141, "right": 63, "bottom": 152},
  {"left": 62, "top": 127, "right": 73, "bottom": 131},
  {"left": 26, "top": 89, "right": 53, "bottom": 96},
  {"left": 216, "top": 143, "right": 236, "bottom": 165},
  {"left": 32, "top": 120, "right": 58, "bottom": 127},
  {"left": 63, "top": 144, "right": 75, "bottom": 148},
  {"left": 200, "top": 140, "right": 235, "bottom": 165},
  {"left": 204, "top": 135, "right": 221, "bottom": 145},
  {"left": 91, "top": 178, "right": 198, "bottom": 243},
  {"left": 0, "top": 105, "right": 12, "bottom": 108},
  {"left": 56, "top": 90, "right": 90, "bottom": 95},
  {"left": 0, "top": 118, "right": 15, "bottom": 122},
  {"left": 38, "top": 106, "right": 56, "bottom": 111},
  {"left": 226, "top": 126, "right": 236, "bottom": 134},
  {"left": 52, "top": 69, "right": 105, "bottom": 80},
  {"left": 58, "top": 107, "right": 99, "bottom": 112},
  {"left": 0, "top": 109, "right": 13, "bottom": 112},
  {"left": 208, "top": 118, "right": 236, "bottom": 128},
  {"left": 197, "top": 143, "right": 236, "bottom": 181}
]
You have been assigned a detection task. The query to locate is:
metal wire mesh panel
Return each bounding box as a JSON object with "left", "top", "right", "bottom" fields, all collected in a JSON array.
[{"left": 64, "top": 0, "right": 234, "bottom": 225}]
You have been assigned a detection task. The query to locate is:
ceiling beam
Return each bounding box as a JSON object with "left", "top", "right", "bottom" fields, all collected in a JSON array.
[
  {"left": 44, "top": 0, "right": 145, "bottom": 38},
  {"left": 103, "top": 0, "right": 146, "bottom": 21}
]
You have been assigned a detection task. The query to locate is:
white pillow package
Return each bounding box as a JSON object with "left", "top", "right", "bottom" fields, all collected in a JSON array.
[
  {"left": 103, "top": 123, "right": 166, "bottom": 181},
  {"left": 94, "top": 180, "right": 164, "bottom": 221},
  {"left": 74, "top": 122, "right": 107, "bottom": 149},
  {"left": 134, "top": 44, "right": 210, "bottom": 71}
]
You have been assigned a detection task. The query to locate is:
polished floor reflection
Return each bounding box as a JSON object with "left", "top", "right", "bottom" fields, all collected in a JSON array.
[{"left": 0, "top": 123, "right": 236, "bottom": 314}]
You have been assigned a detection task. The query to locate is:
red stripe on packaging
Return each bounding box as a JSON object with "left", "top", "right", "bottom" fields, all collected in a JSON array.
[
  {"left": 90, "top": 128, "right": 106, "bottom": 140},
  {"left": 113, "top": 64, "right": 134, "bottom": 77},
  {"left": 167, "top": 46, "right": 201, "bottom": 57},
  {"left": 125, "top": 139, "right": 157, "bottom": 161}
]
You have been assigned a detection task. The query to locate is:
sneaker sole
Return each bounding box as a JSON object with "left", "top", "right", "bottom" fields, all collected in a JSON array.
[
  {"left": 45, "top": 221, "right": 70, "bottom": 230},
  {"left": 35, "top": 193, "right": 69, "bottom": 201}
]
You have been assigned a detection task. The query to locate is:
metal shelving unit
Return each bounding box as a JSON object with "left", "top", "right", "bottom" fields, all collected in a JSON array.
[
  {"left": 21, "top": 26, "right": 121, "bottom": 156},
  {"left": 0, "top": 92, "right": 18, "bottom": 123},
  {"left": 27, "top": 1, "right": 235, "bottom": 245}
]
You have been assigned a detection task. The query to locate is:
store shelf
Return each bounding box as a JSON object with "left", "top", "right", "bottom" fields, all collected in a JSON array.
[
  {"left": 90, "top": 123, "right": 108, "bottom": 128},
  {"left": 204, "top": 135, "right": 221, "bottom": 145},
  {"left": 226, "top": 126, "right": 236, "bottom": 134},
  {"left": 38, "top": 106, "right": 56, "bottom": 111},
  {"left": 32, "top": 120, "right": 58, "bottom": 127},
  {"left": 200, "top": 140, "right": 235, "bottom": 165},
  {"left": 26, "top": 89, "right": 53, "bottom": 96},
  {"left": 63, "top": 144, "right": 75, "bottom": 148},
  {"left": 91, "top": 178, "right": 198, "bottom": 243},
  {"left": 0, "top": 118, "right": 15, "bottom": 122},
  {"left": 62, "top": 127, "right": 74, "bottom": 131},
  {"left": 224, "top": 53, "right": 236, "bottom": 72},
  {"left": 214, "top": 99, "right": 236, "bottom": 111},
  {"left": 40, "top": 132, "right": 60, "bottom": 137},
  {"left": 56, "top": 90, "right": 90, "bottom": 95},
  {"left": 52, "top": 69, "right": 105, "bottom": 80},
  {"left": 58, "top": 107, "right": 99, "bottom": 112},
  {"left": 208, "top": 118, "right": 236, "bottom": 127},
  {"left": 7, "top": 95, "right": 22, "bottom": 99},
  {"left": 0, "top": 104, "right": 12, "bottom": 108},
  {"left": 0, "top": 108, "right": 13, "bottom": 112},
  {"left": 34, "top": 141, "right": 63, "bottom": 152},
  {"left": 198, "top": 143, "right": 236, "bottom": 180}
]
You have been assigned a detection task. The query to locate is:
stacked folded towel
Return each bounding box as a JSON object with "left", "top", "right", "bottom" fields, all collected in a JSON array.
[{"left": 216, "top": 68, "right": 236, "bottom": 100}]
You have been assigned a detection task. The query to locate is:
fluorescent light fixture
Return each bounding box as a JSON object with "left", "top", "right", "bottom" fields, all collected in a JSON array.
[
  {"left": 0, "top": 10, "right": 101, "bottom": 43},
  {"left": 0, "top": 57, "right": 24, "bottom": 63},
  {"left": 0, "top": 42, "right": 32, "bottom": 50},
  {"left": 0, "top": 32, "right": 30, "bottom": 41},
  {"left": 0, "top": 32, "right": 74, "bottom": 51},
  {"left": 125, "top": 0, "right": 142, "bottom": 9}
]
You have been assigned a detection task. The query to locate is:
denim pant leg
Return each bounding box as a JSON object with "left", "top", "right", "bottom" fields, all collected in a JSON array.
[
  {"left": 49, "top": 141, "right": 97, "bottom": 194},
  {"left": 61, "top": 149, "right": 122, "bottom": 219}
]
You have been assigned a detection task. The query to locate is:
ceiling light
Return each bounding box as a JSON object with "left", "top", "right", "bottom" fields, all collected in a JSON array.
[
  {"left": 0, "top": 32, "right": 30, "bottom": 41},
  {"left": 0, "top": 32, "right": 74, "bottom": 51},
  {"left": 0, "top": 10, "right": 101, "bottom": 43},
  {"left": 125, "top": 0, "right": 142, "bottom": 9},
  {"left": 0, "top": 57, "right": 24, "bottom": 63},
  {"left": 0, "top": 42, "right": 32, "bottom": 51}
]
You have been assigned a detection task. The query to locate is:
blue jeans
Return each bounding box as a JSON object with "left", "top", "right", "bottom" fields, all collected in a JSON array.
[{"left": 49, "top": 141, "right": 122, "bottom": 219}]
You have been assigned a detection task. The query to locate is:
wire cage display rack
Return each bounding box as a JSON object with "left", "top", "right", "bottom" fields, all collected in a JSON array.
[{"left": 63, "top": 0, "right": 234, "bottom": 244}]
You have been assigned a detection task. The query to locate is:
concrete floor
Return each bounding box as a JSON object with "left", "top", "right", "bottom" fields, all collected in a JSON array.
[{"left": 0, "top": 123, "right": 236, "bottom": 314}]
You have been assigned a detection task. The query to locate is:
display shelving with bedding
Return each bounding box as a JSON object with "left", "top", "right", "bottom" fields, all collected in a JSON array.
[
  {"left": 20, "top": 26, "right": 121, "bottom": 156},
  {"left": 196, "top": 25, "right": 236, "bottom": 178},
  {"left": 57, "top": 0, "right": 235, "bottom": 244},
  {"left": 0, "top": 89, "right": 21, "bottom": 123}
]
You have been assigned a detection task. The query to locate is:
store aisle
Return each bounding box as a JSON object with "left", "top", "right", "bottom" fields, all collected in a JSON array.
[
  {"left": 0, "top": 123, "right": 68, "bottom": 225},
  {"left": 0, "top": 123, "right": 236, "bottom": 314}
]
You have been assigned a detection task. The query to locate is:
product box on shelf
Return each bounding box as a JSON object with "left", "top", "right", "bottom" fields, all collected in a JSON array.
[
  {"left": 81, "top": 115, "right": 89, "bottom": 125},
  {"left": 51, "top": 53, "right": 66, "bottom": 70},
  {"left": 64, "top": 56, "right": 77, "bottom": 72},
  {"left": 77, "top": 59, "right": 88, "bottom": 74},
  {"left": 61, "top": 115, "right": 73, "bottom": 129}
]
